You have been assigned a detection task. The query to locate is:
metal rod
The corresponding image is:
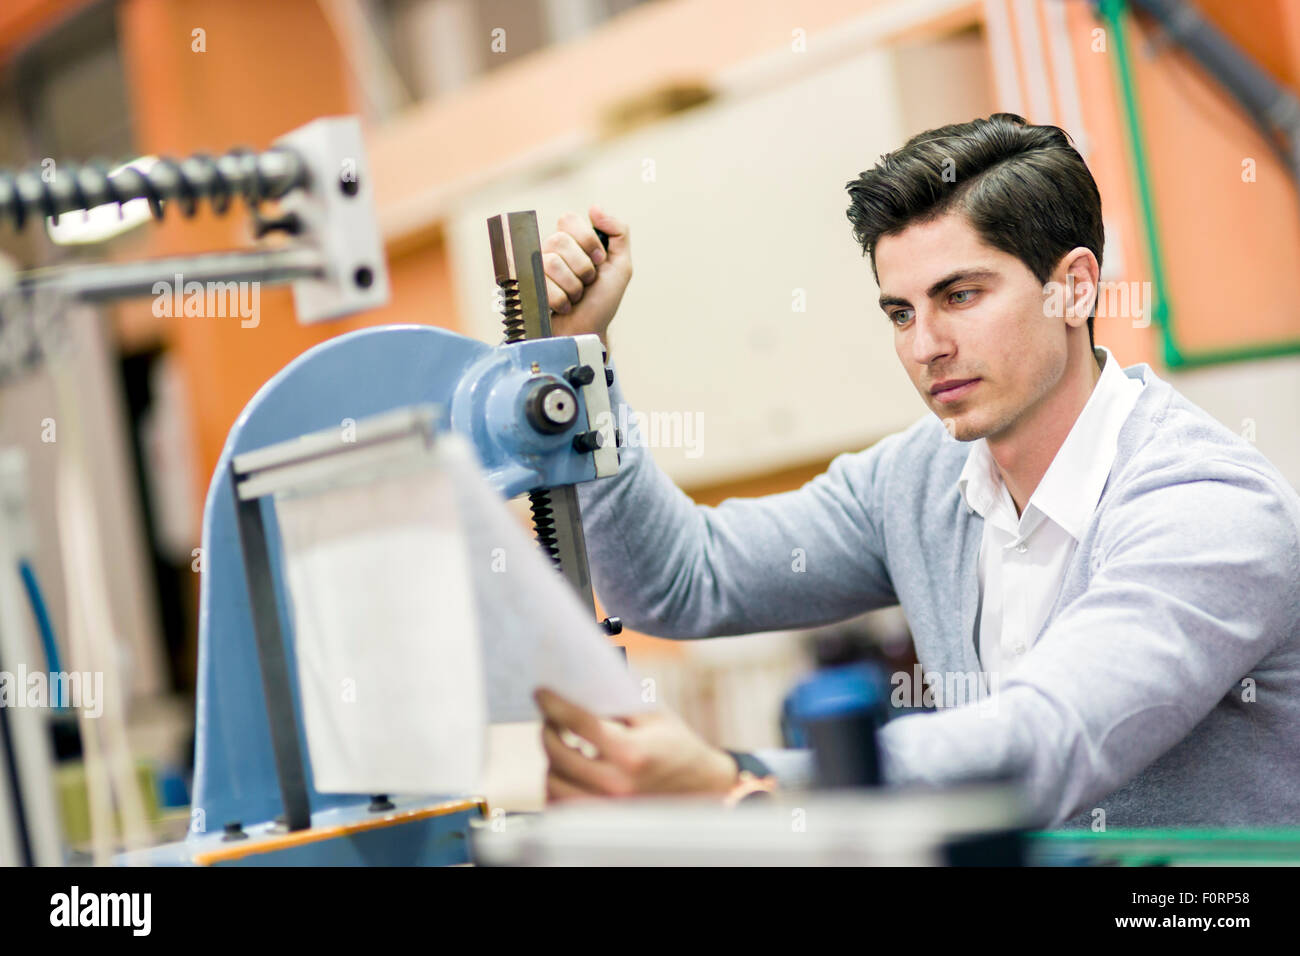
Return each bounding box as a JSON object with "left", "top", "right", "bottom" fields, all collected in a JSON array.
[{"left": 6, "top": 248, "right": 326, "bottom": 305}]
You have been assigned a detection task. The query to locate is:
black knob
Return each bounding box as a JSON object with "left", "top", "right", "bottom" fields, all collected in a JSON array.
[
  {"left": 605, "top": 367, "right": 615, "bottom": 387},
  {"left": 565, "top": 364, "right": 595, "bottom": 387},
  {"left": 572, "top": 430, "right": 604, "bottom": 453},
  {"left": 614, "top": 427, "right": 623, "bottom": 447},
  {"left": 369, "top": 794, "right": 395, "bottom": 812},
  {"left": 602, "top": 617, "right": 623, "bottom": 636}
]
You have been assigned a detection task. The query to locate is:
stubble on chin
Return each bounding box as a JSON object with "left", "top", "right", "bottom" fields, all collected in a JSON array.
[{"left": 938, "top": 390, "right": 1020, "bottom": 444}]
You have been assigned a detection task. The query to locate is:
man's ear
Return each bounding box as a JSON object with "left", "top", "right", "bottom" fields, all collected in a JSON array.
[{"left": 1060, "top": 247, "right": 1100, "bottom": 330}]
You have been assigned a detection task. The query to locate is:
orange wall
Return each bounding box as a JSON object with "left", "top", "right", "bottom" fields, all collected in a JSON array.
[
  {"left": 1046, "top": 0, "right": 1300, "bottom": 361},
  {"left": 1126, "top": 0, "right": 1300, "bottom": 350}
]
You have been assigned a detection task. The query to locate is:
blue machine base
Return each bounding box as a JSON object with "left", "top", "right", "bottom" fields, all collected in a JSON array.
[{"left": 121, "top": 796, "right": 485, "bottom": 866}]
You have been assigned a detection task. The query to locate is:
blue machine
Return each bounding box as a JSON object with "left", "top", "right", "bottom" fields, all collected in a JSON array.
[
  {"left": 130, "top": 322, "right": 620, "bottom": 866},
  {"left": 152, "top": 202, "right": 626, "bottom": 866}
]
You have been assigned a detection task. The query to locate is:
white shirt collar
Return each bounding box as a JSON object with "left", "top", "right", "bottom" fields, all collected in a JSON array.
[{"left": 957, "top": 346, "right": 1144, "bottom": 540}]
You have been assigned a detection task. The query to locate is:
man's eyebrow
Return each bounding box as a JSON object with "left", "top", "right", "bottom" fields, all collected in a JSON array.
[
  {"left": 878, "top": 268, "right": 999, "bottom": 310},
  {"left": 926, "top": 268, "right": 998, "bottom": 298}
]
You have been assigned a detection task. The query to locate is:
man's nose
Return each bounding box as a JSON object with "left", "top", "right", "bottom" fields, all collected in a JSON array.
[{"left": 909, "top": 311, "right": 954, "bottom": 367}]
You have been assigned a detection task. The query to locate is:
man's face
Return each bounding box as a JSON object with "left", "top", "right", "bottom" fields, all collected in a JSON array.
[{"left": 874, "top": 212, "right": 1069, "bottom": 443}]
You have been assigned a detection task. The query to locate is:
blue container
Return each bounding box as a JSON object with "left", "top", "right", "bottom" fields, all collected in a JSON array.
[{"left": 785, "top": 662, "right": 889, "bottom": 788}]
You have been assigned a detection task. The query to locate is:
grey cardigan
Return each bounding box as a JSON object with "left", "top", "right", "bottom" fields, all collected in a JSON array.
[{"left": 576, "top": 360, "right": 1300, "bottom": 828}]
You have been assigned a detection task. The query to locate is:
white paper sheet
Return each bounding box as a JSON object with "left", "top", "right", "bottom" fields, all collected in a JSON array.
[
  {"left": 274, "top": 432, "right": 647, "bottom": 796},
  {"left": 434, "top": 435, "right": 650, "bottom": 724}
]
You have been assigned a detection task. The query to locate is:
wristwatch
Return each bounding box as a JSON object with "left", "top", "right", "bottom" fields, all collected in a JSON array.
[{"left": 722, "top": 750, "right": 778, "bottom": 807}]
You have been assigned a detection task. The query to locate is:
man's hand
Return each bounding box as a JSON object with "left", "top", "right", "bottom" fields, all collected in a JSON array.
[
  {"left": 535, "top": 687, "right": 739, "bottom": 802},
  {"left": 541, "top": 205, "right": 632, "bottom": 347}
]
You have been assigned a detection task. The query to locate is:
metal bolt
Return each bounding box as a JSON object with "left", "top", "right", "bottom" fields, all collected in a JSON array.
[
  {"left": 222, "top": 821, "right": 248, "bottom": 842},
  {"left": 565, "top": 364, "right": 596, "bottom": 387},
  {"left": 572, "top": 430, "right": 604, "bottom": 453}
]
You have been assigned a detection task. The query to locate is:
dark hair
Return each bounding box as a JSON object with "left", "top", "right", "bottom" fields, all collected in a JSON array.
[{"left": 845, "top": 113, "right": 1103, "bottom": 348}]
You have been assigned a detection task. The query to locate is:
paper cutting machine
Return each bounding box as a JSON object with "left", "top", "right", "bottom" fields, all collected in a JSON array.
[
  {"left": 0, "top": 116, "right": 626, "bottom": 864},
  {"left": 145, "top": 226, "right": 625, "bottom": 864}
]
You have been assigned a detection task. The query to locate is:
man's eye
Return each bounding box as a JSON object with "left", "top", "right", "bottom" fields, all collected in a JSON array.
[
  {"left": 889, "top": 310, "right": 913, "bottom": 326},
  {"left": 950, "top": 289, "right": 978, "bottom": 305}
]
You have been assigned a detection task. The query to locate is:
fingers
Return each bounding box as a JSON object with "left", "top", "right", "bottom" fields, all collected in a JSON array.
[
  {"left": 543, "top": 254, "right": 583, "bottom": 315},
  {"left": 543, "top": 214, "right": 605, "bottom": 316},
  {"left": 588, "top": 204, "right": 630, "bottom": 257},
  {"left": 545, "top": 275, "right": 573, "bottom": 316},
  {"left": 555, "top": 211, "right": 606, "bottom": 268},
  {"left": 534, "top": 688, "right": 609, "bottom": 749},
  {"left": 545, "top": 231, "right": 598, "bottom": 285},
  {"left": 540, "top": 721, "right": 632, "bottom": 797}
]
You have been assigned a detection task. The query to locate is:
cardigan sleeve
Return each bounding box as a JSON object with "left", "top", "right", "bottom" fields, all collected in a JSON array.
[{"left": 575, "top": 367, "right": 904, "bottom": 638}]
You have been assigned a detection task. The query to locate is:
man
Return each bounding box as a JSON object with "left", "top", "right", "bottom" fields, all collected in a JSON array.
[{"left": 532, "top": 113, "right": 1300, "bottom": 828}]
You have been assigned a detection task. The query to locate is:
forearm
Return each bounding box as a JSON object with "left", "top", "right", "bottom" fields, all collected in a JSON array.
[{"left": 577, "top": 366, "right": 899, "bottom": 638}]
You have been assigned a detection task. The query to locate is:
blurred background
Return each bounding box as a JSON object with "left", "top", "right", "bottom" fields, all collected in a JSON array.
[{"left": 0, "top": 0, "right": 1296, "bottom": 847}]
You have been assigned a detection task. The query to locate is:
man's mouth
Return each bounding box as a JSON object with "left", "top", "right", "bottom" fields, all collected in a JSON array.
[{"left": 929, "top": 378, "right": 980, "bottom": 403}]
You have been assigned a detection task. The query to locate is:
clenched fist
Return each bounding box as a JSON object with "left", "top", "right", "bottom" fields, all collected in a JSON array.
[{"left": 541, "top": 204, "right": 632, "bottom": 347}]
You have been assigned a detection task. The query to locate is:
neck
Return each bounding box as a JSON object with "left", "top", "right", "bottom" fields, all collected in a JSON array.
[{"left": 987, "top": 341, "right": 1103, "bottom": 516}]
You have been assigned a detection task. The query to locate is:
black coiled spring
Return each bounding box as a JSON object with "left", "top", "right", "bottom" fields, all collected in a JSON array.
[
  {"left": 499, "top": 278, "right": 525, "bottom": 343},
  {"left": 0, "top": 146, "right": 307, "bottom": 231},
  {"left": 527, "top": 489, "right": 562, "bottom": 569}
]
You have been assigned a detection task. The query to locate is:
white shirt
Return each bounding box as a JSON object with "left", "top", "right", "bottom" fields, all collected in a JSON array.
[{"left": 957, "top": 346, "right": 1144, "bottom": 694}]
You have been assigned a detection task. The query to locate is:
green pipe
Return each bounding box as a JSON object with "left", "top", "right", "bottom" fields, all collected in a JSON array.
[{"left": 1100, "top": 0, "right": 1300, "bottom": 368}]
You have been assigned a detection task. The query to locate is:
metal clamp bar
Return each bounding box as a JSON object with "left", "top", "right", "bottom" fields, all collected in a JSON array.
[
  {"left": 233, "top": 481, "right": 313, "bottom": 833},
  {"left": 233, "top": 405, "right": 441, "bottom": 499},
  {"left": 488, "top": 211, "right": 600, "bottom": 613}
]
